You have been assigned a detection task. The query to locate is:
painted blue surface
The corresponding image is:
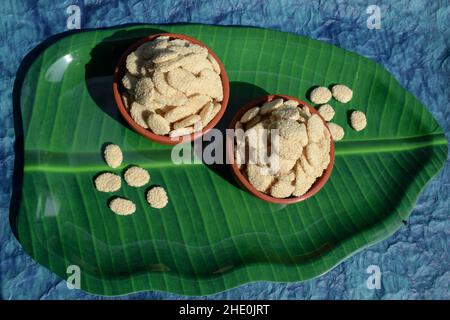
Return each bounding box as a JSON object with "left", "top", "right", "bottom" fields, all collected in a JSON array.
[{"left": 0, "top": 0, "right": 449, "bottom": 300}]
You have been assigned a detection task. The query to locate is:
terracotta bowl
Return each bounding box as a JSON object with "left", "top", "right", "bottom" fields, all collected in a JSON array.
[
  {"left": 113, "top": 33, "right": 230, "bottom": 145},
  {"left": 226, "top": 94, "right": 335, "bottom": 204}
]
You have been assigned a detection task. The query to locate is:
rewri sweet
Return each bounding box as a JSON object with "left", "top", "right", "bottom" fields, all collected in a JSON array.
[
  {"left": 121, "top": 36, "right": 223, "bottom": 138},
  {"left": 234, "top": 98, "right": 332, "bottom": 199}
]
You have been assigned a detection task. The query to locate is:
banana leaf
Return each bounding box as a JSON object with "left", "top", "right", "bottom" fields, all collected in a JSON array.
[{"left": 10, "top": 24, "right": 447, "bottom": 296}]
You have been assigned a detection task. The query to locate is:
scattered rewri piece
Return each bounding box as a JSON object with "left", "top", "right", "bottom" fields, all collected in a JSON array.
[
  {"left": 317, "top": 104, "right": 335, "bottom": 122},
  {"left": 327, "top": 123, "right": 345, "bottom": 141},
  {"left": 331, "top": 84, "right": 353, "bottom": 103},
  {"left": 349, "top": 110, "right": 367, "bottom": 131},
  {"left": 146, "top": 186, "right": 169, "bottom": 209},
  {"left": 309, "top": 86, "right": 332, "bottom": 104},
  {"left": 109, "top": 197, "right": 136, "bottom": 216},
  {"left": 94, "top": 143, "right": 172, "bottom": 215},
  {"left": 124, "top": 166, "right": 150, "bottom": 187},
  {"left": 94, "top": 172, "right": 121, "bottom": 192},
  {"left": 306, "top": 83, "right": 365, "bottom": 142},
  {"left": 104, "top": 144, "right": 123, "bottom": 168}
]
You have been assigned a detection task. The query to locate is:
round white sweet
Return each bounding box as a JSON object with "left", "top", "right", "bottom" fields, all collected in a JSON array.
[
  {"left": 331, "top": 84, "right": 353, "bottom": 103},
  {"left": 109, "top": 197, "right": 136, "bottom": 216},
  {"left": 349, "top": 110, "right": 367, "bottom": 131},
  {"left": 146, "top": 186, "right": 169, "bottom": 209},
  {"left": 124, "top": 166, "right": 150, "bottom": 187},
  {"left": 309, "top": 86, "right": 332, "bottom": 104}
]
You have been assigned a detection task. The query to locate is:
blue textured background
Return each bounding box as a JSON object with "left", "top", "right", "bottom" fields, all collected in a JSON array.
[{"left": 1, "top": 0, "right": 449, "bottom": 300}]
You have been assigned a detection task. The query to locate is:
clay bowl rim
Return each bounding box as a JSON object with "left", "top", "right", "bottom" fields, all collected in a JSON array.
[
  {"left": 113, "top": 33, "right": 230, "bottom": 145},
  {"left": 225, "top": 94, "right": 335, "bottom": 204}
]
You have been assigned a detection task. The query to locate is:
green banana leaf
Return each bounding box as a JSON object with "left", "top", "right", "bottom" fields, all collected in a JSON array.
[{"left": 11, "top": 24, "right": 447, "bottom": 296}]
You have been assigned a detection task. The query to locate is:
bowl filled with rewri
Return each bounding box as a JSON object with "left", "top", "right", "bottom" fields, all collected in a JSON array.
[
  {"left": 113, "top": 33, "right": 230, "bottom": 145},
  {"left": 226, "top": 94, "right": 335, "bottom": 204}
]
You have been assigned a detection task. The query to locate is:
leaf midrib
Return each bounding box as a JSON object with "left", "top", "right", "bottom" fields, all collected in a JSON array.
[{"left": 23, "top": 133, "right": 447, "bottom": 173}]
